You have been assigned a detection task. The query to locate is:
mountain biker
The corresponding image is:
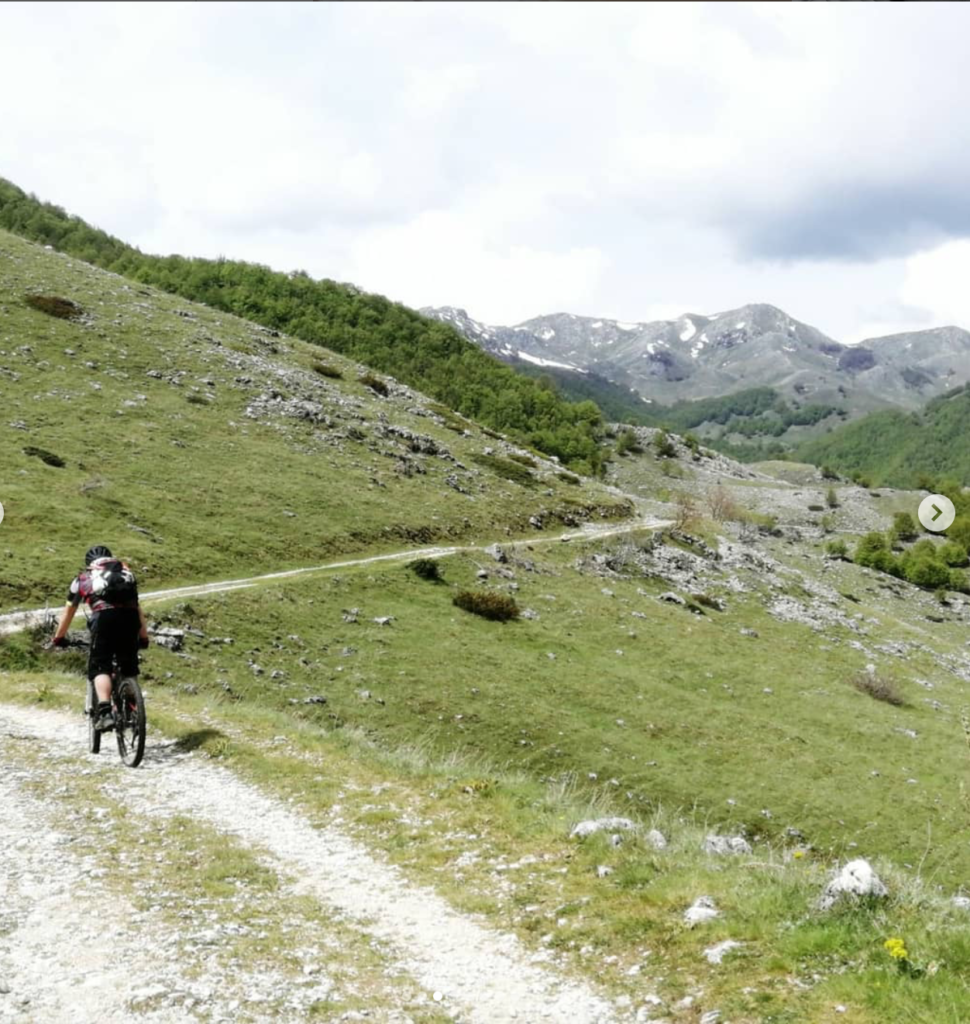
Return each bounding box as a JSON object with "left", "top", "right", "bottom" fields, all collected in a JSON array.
[{"left": 51, "top": 546, "right": 149, "bottom": 732}]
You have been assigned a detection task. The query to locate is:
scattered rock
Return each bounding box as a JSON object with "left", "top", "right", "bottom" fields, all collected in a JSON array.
[
  {"left": 658, "top": 592, "right": 685, "bottom": 605},
  {"left": 484, "top": 543, "right": 508, "bottom": 563},
  {"left": 951, "top": 895, "right": 970, "bottom": 910},
  {"left": 684, "top": 896, "right": 719, "bottom": 927},
  {"left": 521, "top": 608, "right": 539, "bottom": 620},
  {"left": 704, "top": 834, "right": 752, "bottom": 856},
  {"left": 342, "top": 608, "right": 360, "bottom": 623},
  {"left": 739, "top": 627, "right": 759, "bottom": 638},
  {"left": 646, "top": 829, "right": 668, "bottom": 850},
  {"left": 570, "top": 817, "right": 637, "bottom": 839},
  {"left": 372, "top": 616, "right": 394, "bottom": 626},
  {"left": 704, "top": 940, "right": 742, "bottom": 965},
  {"left": 819, "top": 858, "right": 888, "bottom": 911},
  {"left": 150, "top": 627, "right": 185, "bottom": 651}
]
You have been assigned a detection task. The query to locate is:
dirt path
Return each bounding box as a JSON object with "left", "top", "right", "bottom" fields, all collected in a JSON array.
[
  {"left": 0, "top": 517, "right": 670, "bottom": 637},
  {"left": 0, "top": 703, "right": 629, "bottom": 1024}
]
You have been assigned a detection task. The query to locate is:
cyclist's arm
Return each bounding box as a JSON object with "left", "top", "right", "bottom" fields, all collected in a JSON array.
[
  {"left": 137, "top": 604, "right": 149, "bottom": 642},
  {"left": 52, "top": 602, "right": 78, "bottom": 642}
]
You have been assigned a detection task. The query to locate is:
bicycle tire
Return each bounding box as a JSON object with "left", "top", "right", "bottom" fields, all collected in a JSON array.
[
  {"left": 89, "top": 713, "right": 101, "bottom": 754},
  {"left": 115, "top": 677, "right": 146, "bottom": 768},
  {"left": 86, "top": 680, "right": 101, "bottom": 755}
]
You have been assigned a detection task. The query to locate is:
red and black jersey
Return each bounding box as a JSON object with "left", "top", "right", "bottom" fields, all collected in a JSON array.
[{"left": 67, "top": 557, "right": 139, "bottom": 614}]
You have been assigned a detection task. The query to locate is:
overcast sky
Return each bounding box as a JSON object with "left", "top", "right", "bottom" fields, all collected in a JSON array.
[{"left": 4, "top": 1, "right": 970, "bottom": 341}]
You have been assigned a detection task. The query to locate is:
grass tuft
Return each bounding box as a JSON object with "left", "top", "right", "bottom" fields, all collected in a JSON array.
[
  {"left": 25, "top": 293, "right": 83, "bottom": 319},
  {"left": 452, "top": 590, "right": 519, "bottom": 621},
  {"left": 851, "top": 670, "right": 906, "bottom": 707}
]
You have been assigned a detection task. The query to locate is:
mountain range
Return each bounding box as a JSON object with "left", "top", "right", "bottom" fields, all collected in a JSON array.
[{"left": 422, "top": 303, "right": 970, "bottom": 426}]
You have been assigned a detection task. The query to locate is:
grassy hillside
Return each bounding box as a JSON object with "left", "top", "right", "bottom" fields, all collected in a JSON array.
[
  {"left": 6, "top": 513, "right": 970, "bottom": 1020},
  {"left": 0, "top": 178, "right": 607, "bottom": 473},
  {"left": 798, "top": 385, "right": 970, "bottom": 488},
  {"left": 0, "top": 231, "right": 630, "bottom": 609}
]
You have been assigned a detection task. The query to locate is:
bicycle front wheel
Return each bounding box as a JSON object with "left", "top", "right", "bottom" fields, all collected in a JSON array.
[{"left": 115, "top": 677, "right": 146, "bottom": 768}]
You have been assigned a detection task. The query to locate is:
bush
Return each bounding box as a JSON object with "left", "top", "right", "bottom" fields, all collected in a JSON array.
[
  {"left": 821, "top": 464, "right": 839, "bottom": 480},
  {"left": 892, "top": 511, "right": 919, "bottom": 542},
  {"left": 903, "top": 556, "right": 951, "bottom": 589},
  {"left": 940, "top": 541, "right": 969, "bottom": 567},
  {"left": 24, "top": 293, "right": 83, "bottom": 319},
  {"left": 312, "top": 361, "right": 343, "bottom": 379},
  {"left": 854, "top": 531, "right": 890, "bottom": 567},
  {"left": 851, "top": 670, "right": 905, "bottom": 707},
  {"left": 654, "top": 429, "right": 676, "bottom": 459},
  {"left": 186, "top": 393, "right": 210, "bottom": 405},
  {"left": 950, "top": 569, "right": 970, "bottom": 593},
  {"left": 557, "top": 471, "right": 581, "bottom": 486},
  {"left": 808, "top": 504, "right": 826, "bottom": 512},
  {"left": 615, "top": 428, "right": 644, "bottom": 456},
  {"left": 507, "top": 452, "right": 539, "bottom": 468},
  {"left": 691, "top": 593, "right": 724, "bottom": 611},
  {"left": 408, "top": 558, "right": 441, "bottom": 582},
  {"left": 359, "top": 372, "right": 389, "bottom": 396},
  {"left": 453, "top": 590, "right": 519, "bottom": 621},
  {"left": 825, "top": 539, "right": 849, "bottom": 559},
  {"left": 826, "top": 487, "right": 839, "bottom": 508}
]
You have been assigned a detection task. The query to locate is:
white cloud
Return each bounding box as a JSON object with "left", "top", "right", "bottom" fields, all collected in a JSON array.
[
  {"left": 3, "top": 1, "right": 970, "bottom": 340},
  {"left": 347, "top": 207, "right": 607, "bottom": 324},
  {"left": 900, "top": 240, "right": 970, "bottom": 329}
]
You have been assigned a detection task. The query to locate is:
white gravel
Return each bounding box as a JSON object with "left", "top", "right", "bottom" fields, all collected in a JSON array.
[{"left": 0, "top": 703, "right": 625, "bottom": 1023}]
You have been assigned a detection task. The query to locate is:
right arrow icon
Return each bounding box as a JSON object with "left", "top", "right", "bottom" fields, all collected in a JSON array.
[{"left": 918, "top": 494, "right": 955, "bottom": 532}]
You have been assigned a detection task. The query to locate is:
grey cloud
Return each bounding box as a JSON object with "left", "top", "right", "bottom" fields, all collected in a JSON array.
[{"left": 728, "top": 178, "right": 970, "bottom": 263}]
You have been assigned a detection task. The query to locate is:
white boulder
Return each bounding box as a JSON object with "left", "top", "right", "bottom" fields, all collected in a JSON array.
[{"left": 819, "top": 858, "right": 888, "bottom": 911}]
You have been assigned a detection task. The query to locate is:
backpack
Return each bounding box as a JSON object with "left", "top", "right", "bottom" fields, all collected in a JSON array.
[{"left": 89, "top": 558, "right": 138, "bottom": 605}]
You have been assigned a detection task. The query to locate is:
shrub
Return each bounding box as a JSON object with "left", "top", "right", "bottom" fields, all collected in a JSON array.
[
  {"left": 654, "top": 428, "right": 676, "bottom": 459},
  {"left": 615, "top": 428, "right": 644, "bottom": 456},
  {"left": 22, "top": 446, "right": 65, "bottom": 468},
  {"left": 825, "top": 539, "right": 849, "bottom": 559},
  {"left": 940, "top": 541, "right": 969, "bottom": 567},
  {"left": 950, "top": 569, "right": 970, "bottom": 593},
  {"left": 851, "top": 670, "right": 905, "bottom": 707},
  {"left": 359, "top": 372, "right": 389, "bottom": 396},
  {"left": 186, "top": 393, "right": 210, "bottom": 405},
  {"left": 408, "top": 558, "right": 442, "bottom": 582},
  {"left": 892, "top": 511, "right": 919, "bottom": 542},
  {"left": 453, "top": 590, "right": 519, "bottom": 621},
  {"left": 312, "top": 361, "right": 343, "bottom": 379},
  {"left": 691, "top": 593, "right": 723, "bottom": 611},
  {"left": 507, "top": 452, "right": 538, "bottom": 468},
  {"left": 557, "top": 471, "right": 581, "bottom": 486},
  {"left": 24, "top": 293, "right": 83, "bottom": 320},
  {"left": 708, "top": 484, "right": 742, "bottom": 522},
  {"left": 826, "top": 487, "right": 839, "bottom": 508},
  {"left": 821, "top": 464, "right": 839, "bottom": 480},
  {"left": 903, "top": 556, "right": 951, "bottom": 589},
  {"left": 808, "top": 504, "right": 826, "bottom": 512},
  {"left": 854, "top": 531, "right": 890, "bottom": 567}
]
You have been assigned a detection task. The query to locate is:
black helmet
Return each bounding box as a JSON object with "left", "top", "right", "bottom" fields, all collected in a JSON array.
[{"left": 85, "top": 545, "right": 113, "bottom": 566}]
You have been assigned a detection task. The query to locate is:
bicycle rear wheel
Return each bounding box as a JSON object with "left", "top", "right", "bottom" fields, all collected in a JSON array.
[{"left": 115, "top": 677, "right": 146, "bottom": 768}]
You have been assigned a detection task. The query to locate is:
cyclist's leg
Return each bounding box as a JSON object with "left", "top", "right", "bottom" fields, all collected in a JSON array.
[
  {"left": 114, "top": 608, "right": 140, "bottom": 679},
  {"left": 87, "top": 614, "right": 113, "bottom": 703}
]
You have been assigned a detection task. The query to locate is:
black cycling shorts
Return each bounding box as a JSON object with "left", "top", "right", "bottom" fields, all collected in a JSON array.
[{"left": 88, "top": 608, "right": 140, "bottom": 681}]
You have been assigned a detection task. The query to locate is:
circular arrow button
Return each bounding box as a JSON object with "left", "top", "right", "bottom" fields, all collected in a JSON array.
[{"left": 918, "top": 494, "right": 955, "bottom": 533}]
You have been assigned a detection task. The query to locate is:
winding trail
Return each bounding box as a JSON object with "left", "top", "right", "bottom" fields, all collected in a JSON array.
[
  {"left": 0, "top": 517, "right": 670, "bottom": 637},
  {"left": 0, "top": 703, "right": 627, "bottom": 1023}
]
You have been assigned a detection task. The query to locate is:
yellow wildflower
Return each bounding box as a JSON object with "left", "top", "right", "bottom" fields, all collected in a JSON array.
[{"left": 884, "top": 937, "right": 909, "bottom": 961}]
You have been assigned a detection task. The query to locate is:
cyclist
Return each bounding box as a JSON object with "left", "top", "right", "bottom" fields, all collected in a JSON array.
[{"left": 52, "top": 545, "right": 150, "bottom": 732}]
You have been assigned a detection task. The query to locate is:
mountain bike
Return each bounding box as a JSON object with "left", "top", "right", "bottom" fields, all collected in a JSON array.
[{"left": 85, "top": 663, "right": 146, "bottom": 768}]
